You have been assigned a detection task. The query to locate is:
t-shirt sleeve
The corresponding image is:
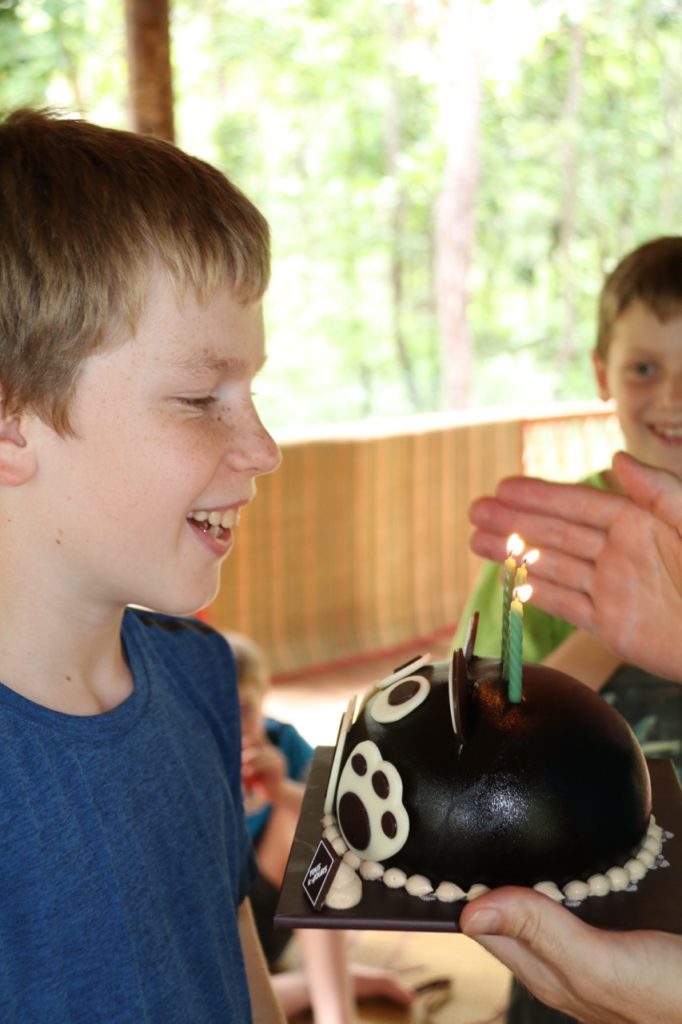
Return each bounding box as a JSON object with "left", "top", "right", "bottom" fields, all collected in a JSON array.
[
  {"left": 197, "top": 629, "right": 258, "bottom": 905},
  {"left": 216, "top": 638, "right": 256, "bottom": 905}
]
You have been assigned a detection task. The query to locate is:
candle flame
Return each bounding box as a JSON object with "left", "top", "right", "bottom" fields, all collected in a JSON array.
[
  {"left": 506, "top": 533, "right": 525, "bottom": 558},
  {"left": 514, "top": 583, "right": 533, "bottom": 604},
  {"left": 524, "top": 548, "right": 540, "bottom": 566}
]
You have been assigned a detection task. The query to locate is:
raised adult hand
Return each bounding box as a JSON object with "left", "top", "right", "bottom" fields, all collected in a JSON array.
[{"left": 468, "top": 452, "right": 682, "bottom": 680}]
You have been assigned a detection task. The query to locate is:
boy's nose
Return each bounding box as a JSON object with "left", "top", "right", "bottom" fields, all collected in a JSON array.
[
  {"left": 661, "top": 372, "right": 682, "bottom": 407},
  {"left": 253, "top": 421, "right": 282, "bottom": 477},
  {"left": 229, "top": 410, "right": 282, "bottom": 478}
]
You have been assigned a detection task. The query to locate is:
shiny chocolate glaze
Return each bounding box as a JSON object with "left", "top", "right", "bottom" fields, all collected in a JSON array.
[{"left": 337, "top": 655, "right": 652, "bottom": 889}]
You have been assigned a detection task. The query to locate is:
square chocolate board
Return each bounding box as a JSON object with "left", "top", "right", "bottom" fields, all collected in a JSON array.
[{"left": 274, "top": 746, "right": 682, "bottom": 934}]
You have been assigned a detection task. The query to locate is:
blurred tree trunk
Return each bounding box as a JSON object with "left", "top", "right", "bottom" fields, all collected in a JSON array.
[
  {"left": 386, "top": 1, "right": 422, "bottom": 411},
  {"left": 555, "top": 17, "right": 585, "bottom": 372},
  {"left": 124, "top": 0, "right": 175, "bottom": 141},
  {"left": 434, "top": 0, "right": 481, "bottom": 410}
]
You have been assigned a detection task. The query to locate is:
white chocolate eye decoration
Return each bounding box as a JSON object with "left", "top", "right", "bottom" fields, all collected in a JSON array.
[
  {"left": 369, "top": 674, "right": 430, "bottom": 723},
  {"left": 376, "top": 653, "right": 431, "bottom": 690}
]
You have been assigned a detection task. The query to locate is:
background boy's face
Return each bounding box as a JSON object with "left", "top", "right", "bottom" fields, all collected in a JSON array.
[
  {"left": 593, "top": 299, "right": 682, "bottom": 479},
  {"left": 23, "top": 267, "right": 281, "bottom": 617},
  {"left": 239, "top": 688, "right": 265, "bottom": 746}
]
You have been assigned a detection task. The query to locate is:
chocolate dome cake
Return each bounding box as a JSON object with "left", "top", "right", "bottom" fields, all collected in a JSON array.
[{"left": 315, "top": 639, "right": 666, "bottom": 910}]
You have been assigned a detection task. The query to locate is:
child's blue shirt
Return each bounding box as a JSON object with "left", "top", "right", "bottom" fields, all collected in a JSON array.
[
  {"left": 0, "top": 608, "right": 255, "bottom": 1024},
  {"left": 245, "top": 719, "right": 314, "bottom": 843}
]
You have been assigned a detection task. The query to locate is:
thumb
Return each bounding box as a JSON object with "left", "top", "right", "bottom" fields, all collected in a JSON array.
[
  {"left": 459, "top": 889, "right": 613, "bottom": 1023},
  {"left": 612, "top": 451, "right": 682, "bottom": 534},
  {"left": 460, "top": 886, "right": 589, "bottom": 956}
]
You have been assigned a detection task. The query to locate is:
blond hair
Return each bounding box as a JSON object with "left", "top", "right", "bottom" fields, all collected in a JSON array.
[
  {"left": 0, "top": 108, "right": 270, "bottom": 433},
  {"left": 224, "top": 632, "right": 270, "bottom": 697},
  {"left": 596, "top": 236, "right": 682, "bottom": 358}
]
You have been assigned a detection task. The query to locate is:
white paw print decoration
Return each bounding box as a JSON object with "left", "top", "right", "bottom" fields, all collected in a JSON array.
[{"left": 336, "top": 740, "right": 409, "bottom": 862}]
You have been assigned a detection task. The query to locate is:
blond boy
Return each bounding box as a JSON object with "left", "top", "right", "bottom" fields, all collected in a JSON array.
[{"left": 0, "top": 109, "right": 283, "bottom": 1023}]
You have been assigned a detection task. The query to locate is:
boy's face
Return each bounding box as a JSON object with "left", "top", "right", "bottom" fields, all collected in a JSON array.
[
  {"left": 239, "top": 688, "right": 265, "bottom": 747},
  {"left": 23, "top": 267, "right": 281, "bottom": 616},
  {"left": 594, "top": 299, "right": 682, "bottom": 479}
]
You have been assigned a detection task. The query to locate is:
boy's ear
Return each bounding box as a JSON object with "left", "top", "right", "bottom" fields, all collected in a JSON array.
[
  {"left": 0, "top": 397, "right": 37, "bottom": 486},
  {"left": 591, "top": 350, "right": 610, "bottom": 401}
]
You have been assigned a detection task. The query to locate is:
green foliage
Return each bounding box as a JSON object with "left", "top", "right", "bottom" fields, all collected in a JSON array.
[
  {"left": 3, "top": 0, "right": 682, "bottom": 426},
  {"left": 0, "top": 0, "right": 125, "bottom": 117},
  {"left": 470, "top": 0, "right": 682, "bottom": 408}
]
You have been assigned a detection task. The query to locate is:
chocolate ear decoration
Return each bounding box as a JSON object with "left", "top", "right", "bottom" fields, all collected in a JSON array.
[
  {"left": 464, "top": 611, "right": 479, "bottom": 663},
  {"left": 447, "top": 648, "right": 469, "bottom": 744}
]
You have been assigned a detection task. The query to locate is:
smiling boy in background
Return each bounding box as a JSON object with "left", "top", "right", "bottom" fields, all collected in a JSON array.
[
  {"left": 455, "top": 236, "right": 682, "bottom": 773},
  {"left": 456, "top": 238, "right": 682, "bottom": 1024}
]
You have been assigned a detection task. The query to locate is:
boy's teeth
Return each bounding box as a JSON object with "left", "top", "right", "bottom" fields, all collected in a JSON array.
[{"left": 188, "top": 508, "right": 240, "bottom": 532}]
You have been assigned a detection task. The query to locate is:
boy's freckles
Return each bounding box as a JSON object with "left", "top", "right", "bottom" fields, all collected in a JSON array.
[{"left": 22, "top": 268, "right": 279, "bottom": 617}]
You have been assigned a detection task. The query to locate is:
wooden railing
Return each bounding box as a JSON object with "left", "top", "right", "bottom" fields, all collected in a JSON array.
[{"left": 204, "top": 401, "right": 621, "bottom": 677}]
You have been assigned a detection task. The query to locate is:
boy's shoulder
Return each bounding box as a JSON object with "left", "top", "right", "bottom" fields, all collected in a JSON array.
[
  {"left": 122, "top": 609, "right": 241, "bottom": 752},
  {"left": 124, "top": 606, "right": 221, "bottom": 638},
  {"left": 123, "top": 607, "right": 236, "bottom": 686},
  {"left": 125, "top": 606, "right": 219, "bottom": 641}
]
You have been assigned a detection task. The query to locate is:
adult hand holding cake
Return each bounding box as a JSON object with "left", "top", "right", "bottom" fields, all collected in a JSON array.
[
  {"left": 460, "top": 885, "right": 682, "bottom": 1024},
  {"left": 460, "top": 451, "right": 682, "bottom": 1023}
]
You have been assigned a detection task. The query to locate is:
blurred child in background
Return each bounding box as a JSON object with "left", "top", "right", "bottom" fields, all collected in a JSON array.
[{"left": 227, "top": 632, "right": 415, "bottom": 1024}]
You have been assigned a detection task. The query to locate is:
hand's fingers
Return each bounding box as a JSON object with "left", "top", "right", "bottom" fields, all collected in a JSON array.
[
  {"left": 469, "top": 497, "right": 607, "bottom": 562},
  {"left": 470, "top": 530, "right": 596, "bottom": 596},
  {"left": 613, "top": 451, "right": 682, "bottom": 536},
  {"left": 468, "top": 527, "right": 509, "bottom": 563},
  {"left": 525, "top": 547, "right": 595, "bottom": 595},
  {"left": 495, "top": 476, "right": 627, "bottom": 532},
  {"left": 523, "top": 576, "right": 595, "bottom": 633}
]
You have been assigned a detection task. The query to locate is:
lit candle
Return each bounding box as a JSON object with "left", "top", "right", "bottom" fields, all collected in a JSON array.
[
  {"left": 514, "top": 548, "right": 539, "bottom": 591},
  {"left": 501, "top": 533, "right": 524, "bottom": 679},
  {"left": 508, "top": 584, "right": 532, "bottom": 704}
]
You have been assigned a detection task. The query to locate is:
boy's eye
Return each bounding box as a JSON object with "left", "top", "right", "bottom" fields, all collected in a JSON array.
[
  {"left": 629, "top": 362, "right": 657, "bottom": 379},
  {"left": 177, "top": 395, "right": 217, "bottom": 409}
]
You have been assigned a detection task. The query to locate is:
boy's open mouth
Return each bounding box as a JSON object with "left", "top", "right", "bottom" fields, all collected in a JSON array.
[
  {"left": 187, "top": 508, "right": 240, "bottom": 539},
  {"left": 649, "top": 424, "right": 682, "bottom": 445}
]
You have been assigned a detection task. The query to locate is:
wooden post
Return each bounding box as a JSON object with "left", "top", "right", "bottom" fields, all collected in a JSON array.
[
  {"left": 434, "top": 0, "right": 481, "bottom": 411},
  {"left": 124, "top": 0, "right": 175, "bottom": 141}
]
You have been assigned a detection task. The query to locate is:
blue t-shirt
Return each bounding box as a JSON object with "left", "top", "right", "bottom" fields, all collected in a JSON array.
[
  {"left": 0, "top": 609, "right": 255, "bottom": 1024},
  {"left": 245, "top": 719, "right": 314, "bottom": 844}
]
